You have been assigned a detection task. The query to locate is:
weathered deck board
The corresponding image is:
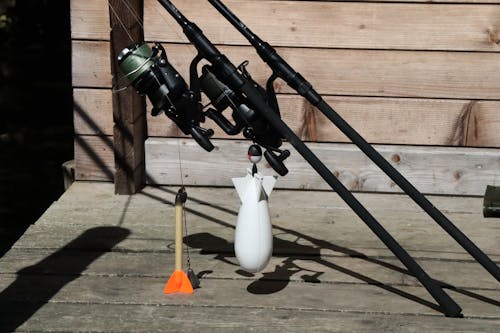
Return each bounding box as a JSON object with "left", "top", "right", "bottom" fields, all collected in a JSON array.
[
  {"left": 14, "top": 185, "right": 499, "bottom": 254},
  {"left": 3, "top": 303, "right": 499, "bottom": 333},
  {"left": 0, "top": 273, "right": 499, "bottom": 317},
  {"left": 11, "top": 222, "right": 499, "bottom": 264},
  {"left": 18, "top": 184, "right": 498, "bottom": 250},
  {"left": 33, "top": 182, "right": 489, "bottom": 213},
  {"left": 1, "top": 182, "right": 498, "bottom": 331},
  {"left": 2, "top": 249, "right": 498, "bottom": 290}
]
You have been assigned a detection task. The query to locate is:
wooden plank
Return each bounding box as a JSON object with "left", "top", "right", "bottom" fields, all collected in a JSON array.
[
  {"left": 13, "top": 200, "right": 500, "bottom": 261},
  {"left": 73, "top": 89, "right": 500, "bottom": 147},
  {"left": 262, "top": 47, "right": 500, "bottom": 100},
  {"left": 3, "top": 303, "right": 499, "bottom": 333},
  {"left": 145, "top": 138, "right": 500, "bottom": 195},
  {"left": 2, "top": 181, "right": 497, "bottom": 327},
  {"left": 2, "top": 249, "right": 498, "bottom": 290},
  {"left": 71, "top": 41, "right": 500, "bottom": 100},
  {"left": 13, "top": 215, "right": 499, "bottom": 261},
  {"left": 72, "top": 0, "right": 500, "bottom": 52},
  {"left": 29, "top": 183, "right": 493, "bottom": 229},
  {"left": 145, "top": 1, "right": 500, "bottom": 52},
  {"left": 0, "top": 274, "right": 498, "bottom": 317},
  {"left": 71, "top": 41, "right": 111, "bottom": 88},
  {"left": 43, "top": 183, "right": 493, "bottom": 267},
  {"left": 313, "top": 98, "right": 500, "bottom": 148},
  {"left": 74, "top": 131, "right": 143, "bottom": 184},
  {"left": 465, "top": 101, "right": 500, "bottom": 147},
  {"left": 74, "top": 135, "right": 115, "bottom": 181},
  {"left": 73, "top": 89, "right": 113, "bottom": 135},
  {"left": 46, "top": 182, "right": 490, "bottom": 215},
  {"left": 70, "top": 0, "right": 109, "bottom": 40},
  {"left": 144, "top": 95, "right": 500, "bottom": 148}
]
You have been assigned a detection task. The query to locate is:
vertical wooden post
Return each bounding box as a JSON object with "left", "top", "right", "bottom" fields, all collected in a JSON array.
[{"left": 109, "top": 0, "right": 146, "bottom": 194}]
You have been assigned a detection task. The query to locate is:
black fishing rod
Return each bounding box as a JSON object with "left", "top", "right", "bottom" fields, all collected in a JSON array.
[
  {"left": 207, "top": 0, "right": 500, "bottom": 283},
  {"left": 154, "top": 0, "right": 462, "bottom": 317}
]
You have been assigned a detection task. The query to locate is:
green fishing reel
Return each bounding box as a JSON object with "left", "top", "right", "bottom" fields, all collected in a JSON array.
[
  {"left": 117, "top": 43, "right": 156, "bottom": 83},
  {"left": 117, "top": 42, "right": 214, "bottom": 152}
]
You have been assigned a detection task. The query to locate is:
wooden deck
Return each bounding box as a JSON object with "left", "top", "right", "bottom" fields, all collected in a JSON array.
[{"left": 1, "top": 182, "right": 499, "bottom": 332}]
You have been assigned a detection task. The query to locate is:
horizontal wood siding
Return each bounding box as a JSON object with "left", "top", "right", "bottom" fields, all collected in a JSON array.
[
  {"left": 74, "top": 88, "right": 500, "bottom": 147},
  {"left": 74, "top": 135, "right": 115, "bottom": 181},
  {"left": 73, "top": 0, "right": 500, "bottom": 52},
  {"left": 71, "top": 0, "right": 500, "bottom": 194},
  {"left": 74, "top": 136, "right": 500, "bottom": 195},
  {"left": 72, "top": 41, "right": 500, "bottom": 100},
  {"left": 144, "top": 138, "right": 500, "bottom": 196},
  {"left": 145, "top": 1, "right": 500, "bottom": 52}
]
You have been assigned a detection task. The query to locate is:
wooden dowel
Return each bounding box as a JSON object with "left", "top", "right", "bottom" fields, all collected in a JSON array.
[{"left": 175, "top": 201, "right": 183, "bottom": 271}]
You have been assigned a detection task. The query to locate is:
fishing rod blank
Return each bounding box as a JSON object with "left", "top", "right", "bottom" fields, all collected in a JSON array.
[
  {"left": 156, "top": 0, "right": 462, "bottom": 317},
  {"left": 207, "top": 0, "right": 500, "bottom": 283}
]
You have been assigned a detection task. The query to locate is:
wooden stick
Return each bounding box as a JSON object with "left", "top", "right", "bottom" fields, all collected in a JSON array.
[{"left": 174, "top": 199, "right": 183, "bottom": 271}]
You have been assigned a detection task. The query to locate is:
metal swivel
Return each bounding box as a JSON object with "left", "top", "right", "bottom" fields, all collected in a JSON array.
[{"left": 248, "top": 144, "right": 262, "bottom": 176}]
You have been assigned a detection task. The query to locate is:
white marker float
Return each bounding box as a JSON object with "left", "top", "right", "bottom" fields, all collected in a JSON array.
[{"left": 232, "top": 170, "right": 276, "bottom": 273}]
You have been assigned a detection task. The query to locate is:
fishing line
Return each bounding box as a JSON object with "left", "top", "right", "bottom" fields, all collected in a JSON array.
[
  {"left": 118, "top": 0, "right": 145, "bottom": 30},
  {"left": 176, "top": 137, "right": 193, "bottom": 270},
  {"left": 108, "top": 1, "right": 136, "bottom": 43},
  {"left": 109, "top": 0, "right": 195, "bottom": 273},
  {"left": 151, "top": 0, "right": 195, "bottom": 269},
  {"left": 108, "top": 0, "right": 146, "bottom": 92}
]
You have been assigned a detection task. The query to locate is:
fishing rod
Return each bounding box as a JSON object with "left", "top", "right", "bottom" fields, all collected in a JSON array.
[
  {"left": 207, "top": 0, "right": 500, "bottom": 284},
  {"left": 116, "top": 0, "right": 463, "bottom": 317},
  {"left": 115, "top": 0, "right": 466, "bottom": 317}
]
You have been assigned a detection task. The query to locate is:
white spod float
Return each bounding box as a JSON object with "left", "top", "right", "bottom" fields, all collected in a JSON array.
[{"left": 232, "top": 145, "right": 276, "bottom": 273}]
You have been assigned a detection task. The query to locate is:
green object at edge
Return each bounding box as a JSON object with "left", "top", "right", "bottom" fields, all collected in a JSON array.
[{"left": 483, "top": 185, "right": 500, "bottom": 218}]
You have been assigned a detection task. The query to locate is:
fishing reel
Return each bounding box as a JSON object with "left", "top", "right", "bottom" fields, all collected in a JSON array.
[
  {"left": 117, "top": 42, "right": 214, "bottom": 151},
  {"left": 118, "top": 42, "right": 290, "bottom": 175},
  {"left": 199, "top": 62, "right": 290, "bottom": 176}
]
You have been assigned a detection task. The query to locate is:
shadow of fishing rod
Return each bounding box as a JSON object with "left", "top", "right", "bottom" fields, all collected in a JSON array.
[{"left": 142, "top": 186, "right": 500, "bottom": 309}]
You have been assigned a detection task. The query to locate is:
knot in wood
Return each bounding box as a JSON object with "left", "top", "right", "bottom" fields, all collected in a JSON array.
[
  {"left": 391, "top": 154, "right": 401, "bottom": 164},
  {"left": 487, "top": 29, "right": 500, "bottom": 45}
]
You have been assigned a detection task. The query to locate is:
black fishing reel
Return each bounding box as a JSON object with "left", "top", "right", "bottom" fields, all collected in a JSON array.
[
  {"left": 117, "top": 42, "right": 214, "bottom": 151},
  {"left": 117, "top": 42, "right": 290, "bottom": 175},
  {"left": 200, "top": 63, "right": 290, "bottom": 175}
]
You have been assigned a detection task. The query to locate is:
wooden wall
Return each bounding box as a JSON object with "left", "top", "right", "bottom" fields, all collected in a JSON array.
[{"left": 71, "top": 0, "right": 500, "bottom": 195}]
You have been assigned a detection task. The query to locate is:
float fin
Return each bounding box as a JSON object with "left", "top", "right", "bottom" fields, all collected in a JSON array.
[{"left": 164, "top": 269, "right": 194, "bottom": 294}]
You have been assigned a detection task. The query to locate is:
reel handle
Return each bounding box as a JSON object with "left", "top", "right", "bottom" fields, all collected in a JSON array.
[
  {"left": 190, "top": 126, "right": 215, "bottom": 152},
  {"left": 264, "top": 149, "right": 290, "bottom": 176}
]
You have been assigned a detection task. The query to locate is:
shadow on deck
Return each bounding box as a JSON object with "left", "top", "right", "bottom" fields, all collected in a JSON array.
[{"left": 0, "top": 183, "right": 498, "bottom": 332}]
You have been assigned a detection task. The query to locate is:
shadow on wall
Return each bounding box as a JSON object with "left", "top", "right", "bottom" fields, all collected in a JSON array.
[
  {"left": 0, "top": 226, "right": 130, "bottom": 332},
  {"left": 73, "top": 101, "right": 137, "bottom": 181}
]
